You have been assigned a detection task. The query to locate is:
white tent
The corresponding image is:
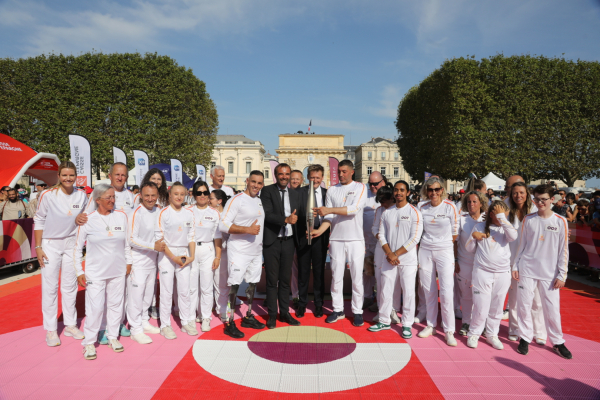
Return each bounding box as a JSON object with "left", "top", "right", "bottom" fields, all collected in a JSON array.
[{"left": 481, "top": 172, "right": 506, "bottom": 191}]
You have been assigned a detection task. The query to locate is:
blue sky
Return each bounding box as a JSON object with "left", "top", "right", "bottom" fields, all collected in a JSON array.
[{"left": 1, "top": 0, "right": 600, "bottom": 186}]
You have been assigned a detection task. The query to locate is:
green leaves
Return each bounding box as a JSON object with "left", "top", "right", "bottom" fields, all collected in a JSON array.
[
  {"left": 395, "top": 54, "right": 600, "bottom": 186},
  {"left": 0, "top": 52, "right": 218, "bottom": 177}
]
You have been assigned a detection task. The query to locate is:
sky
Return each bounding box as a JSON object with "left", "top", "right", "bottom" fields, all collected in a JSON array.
[{"left": 1, "top": 0, "right": 600, "bottom": 186}]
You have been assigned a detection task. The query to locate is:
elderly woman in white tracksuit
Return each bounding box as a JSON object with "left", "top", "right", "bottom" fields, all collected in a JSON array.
[
  {"left": 74, "top": 184, "right": 132, "bottom": 360},
  {"left": 209, "top": 189, "right": 232, "bottom": 322},
  {"left": 417, "top": 176, "right": 459, "bottom": 346},
  {"left": 34, "top": 161, "right": 88, "bottom": 347},
  {"left": 155, "top": 182, "right": 196, "bottom": 340},
  {"left": 465, "top": 201, "right": 517, "bottom": 350},
  {"left": 455, "top": 191, "right": 487, "bottom": 336},
  {"left": 188, "top": 181, "right": 222, "bottom": 333}
]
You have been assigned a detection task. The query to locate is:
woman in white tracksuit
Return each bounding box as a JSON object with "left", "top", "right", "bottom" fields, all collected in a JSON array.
[
  {"left": 34, "top": 161, "right": 88, "bottom": 347},
  {"left": 155, "top": 182, "right": 196, "bottom": 340},
  {"left": 455, "top": 191, "right": 487, "bottom": 336},
  {"left": 188, "top": 181, "right": 222, "bottom": 333},
  {"left": 465, "top": 201, "right": 517, "bottom": 350},
  {"left": 209, "top": 189, "right": 231, "bottom": 322},
  {"left": 74, "top": 184, "right": 132, "bottom": 360},
  {"left": 417, "top": 176, "right": 459, "bottom": 346}
]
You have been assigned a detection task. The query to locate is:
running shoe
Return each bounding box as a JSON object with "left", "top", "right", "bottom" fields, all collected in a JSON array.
[
  {"left": 535, "top": 338, "right": 547, "bottom": 345},
  {"left": 161, "top": 326, "right": 177, "bottom": 340},
  {"left": 467, "top": 335, "right": 479, "bottom": 348},
  {"left": 353, "top": 314, "right": 364, "bottom": 327},
  {"left": 131, "top": 333, "right": 152, "bottom": 344},
  {"left": 64, "top": 325, "right": 85, "bottom": 340},
  {"left": 502, "top": 309, "right": 509, "bottom": 320},
  {"left": 241, "top": 315, "right": 266, "bottom": 330},
  {"left": 119, "top": 324, "right": 131, "bottom": 337},
  {"left": 83, "top": 344, "right": 97, "bottom": 360},
  {"left": 224, "top": 321, "right": 244, "bottom": 339},
  {"left": 46, "top": 331, "right": 61, "bottom": 347},
  {"left": 98, "top": 330, "right": 108, "bottom": 345},
  {"left": 486, "top": 335, "right": 504, "bottom": 350},
  {"left": 325, "top": 311, "right": 346, "bottom": 324},
  {"left": 108, "top": 339, "right": 124, "bottom": 352},
  {"left": 149, "top": 306, "right": 159, "bottom": 320},
  {"left": 459, "top": 323, "right": 469, "bottom": 336},
  {"left": 508, "top": 334, "right": 519, "bottom": 342},
  {"left": 414, "top": 312, "right": 426, "bottom": 324},
  {"left": 517, "top": 339, "right": 529, "bottom": 355},
  {"left": 402, "top": 327, "right": 412, "bottom": 339},
  {"left": 143, "top": 324, "right": 161, "bottom": 334},
  {"left": 390, "top": 309, "right": 401, "bottom": 324},
  {"left": 553, "top": 343, "right": 573, "bottom": 359},
  {"left": 368, "top": 322, "right": 390, "bottom": 332},
  {"left": 445, "top": 332, "right": 457, "bottom": 347},
  {"left": 181, "top": 322, "right": 198, "bottom": 336},
  {"left": 418, "top": 326, "right": 434, "bottom": 338},
  {"left": 201, "top": 318, "right": 211, "bottom": 332}
]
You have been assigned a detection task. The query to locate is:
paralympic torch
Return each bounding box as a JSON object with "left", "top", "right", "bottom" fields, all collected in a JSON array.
[{"left": 306, "top": 179, "right": 315, "bottom": 245}]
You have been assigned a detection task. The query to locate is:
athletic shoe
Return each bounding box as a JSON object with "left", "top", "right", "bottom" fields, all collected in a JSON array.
[
  {"left": 467, "top": 335, "right": 479, "bottom": 348},
  {"left": 98, "top": 330, "right": 109, "bottom": 345},
  {"left": 131, "top": 333, "right": 152, "bottom": 344},
  {"left": 459, "top": 323, "right": 470, "bottom": 336},
  {"left": 414, "top": 312, "right": 426, "bottom": 324},
  {"left": 108, "top": 339, "right": 124, "bottom": 352},
  {"left": 418, "top": 326, "right": 434, "bottom": 338},
  {"left": 390, "top": 309, "right": 401, "bottom": 324},
  {"left": 241, "top": 315, "right": 266, "bottom": 330},
  {"left": 535, "top": 338, "right": 547, "bottom": 345},
  {"left": 224, "top": 321, "right": 244, "bottom": 339},
  {"left": 119, "top": 324, "right": 131, "bottom": 337},
  {"left": 181, "top": 322, "right": 198, "bottom": 336},
  {"left": 195, "top": 317, "right": 201, "bottom": 323},
  {"left": 149, "top": 306, "right": 159, "bottom": 320},
  {"left": 161, "top": 326, "right": 177, "bottom": 340},
  {"left": 143, "top": 324, "right": 161, "bottom": 335},
  {"left": 454, "top": 308, "right": 463, "bottom": 319},
  {"left": 553, "top": 343, "right": 573, "bottom": 359},
  {"left": 326, "top": 311, "right": 345, "bottom": 324},
  {"left": 502, "top": 310, "right": 509, "bottom": 320},
  {"left": 517, "top": 339, "right": 529, "bottom": 355},
  {"left": 372, "top": 314, "right": 380, "bottom": 322},
  {"left": 487, "top": 335, "right": 504, "bottom": 350},
  {"left": 402, "top": 327, "right": 413, "bottom": 339},
  {"left": 83, "top": 344, "right": 97, "bottom": 360},
  {"left": 353, "top": 314, "right": 364, "bottom": 327},
  {"left": 508, "top": 334, "right": 519, "bottom": 342},
  {"left": 201, "top": 318, "right": 211, "bottom": 332},
  {"left": 46, "top": 331, "right": 61, "bottom": 347},
  {"left": 64, "top": 325, "right": 85, "bottom": 340},
  {"left": 368, "top": 322, "right": 391, "bottom": 332},
  {"left": 445, "top": 332, "right": 457, "bottom": 347}
]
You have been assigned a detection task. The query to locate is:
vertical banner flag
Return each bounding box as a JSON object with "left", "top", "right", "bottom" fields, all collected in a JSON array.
[
  {"left": 113, "top": 147, "right": 127, "bottom": 165},
  {"left": 171, "top": 159, "right": 183, "bottom": 183},
  {"left": 269, "top": 160, "right": 279, "bottom": 184},
  {"left": 196, "top": 165, "right": 206, "bottom": 182},
  {"left": 329, "top": 157, "right": 339, "bottom": 187},
  {"left": 307, "top": 119, "right": 312, "bottom": 133},
  {"left": 133, "top": 150, "right": 149, "bottom": 186},
  {"left": 68, "top": 135, "right": 91, "bottom": 187},
  {"left": 424, "top": 171, "right": 432, "bottom": 182}
]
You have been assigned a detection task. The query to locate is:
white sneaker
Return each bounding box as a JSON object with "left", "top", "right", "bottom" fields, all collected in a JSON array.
[
  {"left": 46, "top": 331, "right": 61, "bottom": 347},
  {"left": 181, "top": 322, "right": 198, "bottom": 336},
  {"left": 83, "top": 344, "right": 97, "bottom": 360},
  {"left": 108, "top": 339, "right": 124, "bottom": 352},
  {"left": 487, "top": 335, "right": 504, "bottom": 350},
  {"left": 195, "top": 317, "right": 201, "bottom": 323},
  {"left": 467, "top": 335, "right": 479, "bottom": 348},
  {"left": 149, "top": 306, "right": 159, "bottom": 320},
  {"left": 390, "top": 309, "right": 401, "bottom": 324},
  {"left": 502, "top": 310, "right": 509, "bottom": 320},
  {"left": 372, "top": 314, "right": 380, "bottom": 322},
  {"left": 454, "top": 309, "right": 463, "bottom": 319},
  {"left": 131, "top": 333, "right": 152, "bottom": 345},
  {"left": 445, "top": 332, "right": 457, "bottom": 347},
  {"left": 414, "top": 312, "right": 426, "bottom": 324},
  {"left": 508, "top": 334, "right": 519, "bottom": 342},
  {"left": 201, "top": 318, "right": 211, "bottom": 332},
  {"left": 418, "top": 326, "right": 434, "bottom": 338},
  {"left": 64, "top": 325, "right": 85, "bottom": 340},
  {"left": 535, "top": 338, "right": 547, "bottom": 345},
  {"left": 143, "top": 324, "right": 161, "bottom": 334},
  {"left": 161, "top": 326, "right": 177, "bottom": 340}
]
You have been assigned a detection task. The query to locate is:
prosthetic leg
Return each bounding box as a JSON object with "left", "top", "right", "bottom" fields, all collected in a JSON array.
[{"left": 223, "top": 285, "right": 244, "bottom": 339}]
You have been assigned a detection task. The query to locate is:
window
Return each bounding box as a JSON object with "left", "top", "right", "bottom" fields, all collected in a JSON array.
[
  {"left": 228, "top": 162, "right": 233, "bottom": 174},
  {"left": 367, "top": 166, "right": 372, "bottom": 175},
  {"left": 394, "top": 167, "right": 399, "bottom": 178},
  {"left": 264, "top": 169, "right": 270, "bottom": 179},
  {"left": 381, "top": 152, "right": 386, "bottom": 160},
  {"left": 381, "top": 167, "right": 386, "bottom": 176},
  {"left": 394, "top": 152, "right": 399, "bottom": 160},
  {"left": 246, "top": 162, "right": 251, "bottom": 174},
  {"left": 367, "top": 151, "right": 372, "bottom": 160},
  {"left": 210, "top": 162, "right": 216, "bottom": 168}
]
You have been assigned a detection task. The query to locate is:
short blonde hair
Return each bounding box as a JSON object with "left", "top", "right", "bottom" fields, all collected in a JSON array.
[
  {"left": 460, "top": 190, "right": 489, "bottom": 213},
  {"left": 420, "top": 176, "right": 447, "bottom": 200}
]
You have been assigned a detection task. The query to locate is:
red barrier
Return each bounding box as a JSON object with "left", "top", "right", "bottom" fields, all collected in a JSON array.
[{"left": 568, "top": 222, "right": 600, "bottom": 269}]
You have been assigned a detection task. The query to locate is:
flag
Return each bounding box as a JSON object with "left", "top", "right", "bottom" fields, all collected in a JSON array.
[
  {"left": 269, "top": 160, "right": 279, "bottom": 183},
  {"left": 171, "top": 159, "right": 183, "bottom": 183},
  {"left": 68, "top": 135, "right": 91, "bottom": 186},
  {"left": 133, "top": 150, "right": 149, "bottom": 186},
  {"left": 307, "top": 120, "right": 312, "bottom": 133},
  {"left": 329, "top": 157, "right": 339, "bottom": 186},
  {"left": 424, "top": 171, "right": 432, "bottom": 182},
  {"left": 196, "top": 165, "right": 206, "bottom": 182},
  {"left": 113, "top": 147, "right": 127, "bottom": 165}
]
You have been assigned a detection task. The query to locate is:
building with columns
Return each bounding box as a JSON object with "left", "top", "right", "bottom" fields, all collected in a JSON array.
[
  {"left": 354, "top": 137, "right": 416, "bottom": 186},
  {"left": 210, "top": 135, "right": 270, "bottom": 190}
]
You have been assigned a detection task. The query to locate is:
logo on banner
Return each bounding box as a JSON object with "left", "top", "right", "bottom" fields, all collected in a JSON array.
[
  {"left": 76, "top": 176, "right": 88, "bottom": 186},
  {"left": 138, "top": 158, "right": 145, "bottom": 166},
  {"left": 174, "top": 165, "right": 180, "bottom": 171}
]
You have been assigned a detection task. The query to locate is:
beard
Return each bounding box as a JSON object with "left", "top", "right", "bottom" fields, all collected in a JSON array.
[{"left": 9, "top": 198, "right": 18, "bottom": 203}]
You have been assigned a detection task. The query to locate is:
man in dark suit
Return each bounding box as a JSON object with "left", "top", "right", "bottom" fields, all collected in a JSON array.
[
  {"left": 295, "top": 164, "right": 329, "bottom": 318},
  {"left": 261, "top": 163, "right": 301, "bottom": 329}
]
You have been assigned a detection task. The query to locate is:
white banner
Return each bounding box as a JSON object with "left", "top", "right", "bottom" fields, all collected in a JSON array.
[
  {"left": 171, "top": 159, "right": 183, "bottom": 183},
  {"left": 196, "top": 164, "right": 206, "bottom": 182},
  {"left": 113, "top": 147, "right": 127, "bottom": 165},
  {"left": 68, "top": 135, "right": 91, "bottom": 187},
  {"left": 133, "top": 150, "right": 149, "bottom": 187}
]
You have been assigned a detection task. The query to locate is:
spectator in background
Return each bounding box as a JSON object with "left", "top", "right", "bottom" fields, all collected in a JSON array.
[
  {"left": 290, "top": 170, "right": 304, "bottom": 190},
  {"left": 1, "top": 188, "right": 29, "bottom": 220},
  {"left": 30, "top": 180, "right": 48, "bottom": 202},
  {"left": 131, "top": 185, "right": 140, "bottom": 195},
  {"left": 592, "top": 198, "right": 600, "bottom": 228},
  {"left": 0, "top": 186, "right": 9, "bottom": 206},
  {"left": 552, "top": 195, "right": 568, "bottom": 217},
  {"left": 576, "top": 200, "right": 592, "bottom": 225}
]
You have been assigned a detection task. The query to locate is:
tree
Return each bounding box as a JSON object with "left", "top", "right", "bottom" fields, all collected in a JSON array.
[
  {"left": 0, "top": 52, "right": 218, "bottom": 177},
  {"left": 395, "top": 54, "right": 600, "bottom": 186}
]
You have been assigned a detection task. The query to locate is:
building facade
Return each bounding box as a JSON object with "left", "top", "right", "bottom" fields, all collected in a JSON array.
[
  {"left": 210, "top": 135, "right": 267, "bottom": 190},
  {"left": 354, "top": 137, "right": 416, "bottom": 186}
]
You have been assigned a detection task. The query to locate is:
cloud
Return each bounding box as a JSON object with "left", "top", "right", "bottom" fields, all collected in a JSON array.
[{"left": 368, "top": 85, "right": 402, "bottom": 118}]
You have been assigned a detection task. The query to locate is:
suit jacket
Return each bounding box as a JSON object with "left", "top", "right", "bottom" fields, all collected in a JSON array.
[
  {"left": 295, "top": 185, "right": 329, "bottom": 248},
  {"left": 260, "top": 183, "right": 300, "bottom": 247}
]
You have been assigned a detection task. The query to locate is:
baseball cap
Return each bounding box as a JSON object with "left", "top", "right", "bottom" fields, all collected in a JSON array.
[
  {"left": 85, "top": 186, "right": 93, "bottom": 194},
  {"left": 459, "top": 189, "right": 465, "bottom": 194},
  {"left": 35, "top": 180, "right": 47, "bottom": 186},
  {"left": 552, "top": 194, "right": 563, "bottom": 204}
]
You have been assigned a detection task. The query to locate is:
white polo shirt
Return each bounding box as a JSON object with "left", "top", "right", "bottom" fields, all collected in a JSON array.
[{"left": 324, "top": 181, "right": 368, "bottom": 242}]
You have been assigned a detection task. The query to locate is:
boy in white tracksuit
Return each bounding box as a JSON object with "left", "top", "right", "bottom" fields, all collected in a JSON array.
[{"left": 513, "top": 184, "right": 572, "bottom": 359}]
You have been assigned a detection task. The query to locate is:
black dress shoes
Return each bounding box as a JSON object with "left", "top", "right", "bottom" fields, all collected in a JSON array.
[
  {"left": 296, "top": 306, "right": 306, "bottom": 318},
  {"left": 279, "top": 313, "right": 300, "bottom": 326},
  {"left": 267, "top": 315, "right": 277, "bottom": 329},
  {"left": 314, "top": 306, "right": 324, "bottom": 318}
]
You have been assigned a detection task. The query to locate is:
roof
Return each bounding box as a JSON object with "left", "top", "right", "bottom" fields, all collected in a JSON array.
[
  {"left": 216, "top": 135, "right": 257, "bottom": 144},
  {"left": 365, "top": 137, "right": 395, "bottom": 144}
]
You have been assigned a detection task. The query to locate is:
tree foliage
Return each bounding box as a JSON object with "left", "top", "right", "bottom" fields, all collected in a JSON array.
[
  {"left": 0, "top": 52, "right": 218, "bottom": 176},
  {"left": 395, "top": 54, "right": 600, "bottom": 186}
]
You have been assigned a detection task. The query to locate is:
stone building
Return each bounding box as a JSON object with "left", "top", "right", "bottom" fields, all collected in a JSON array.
[
  {"left": 210, "top": 134, "right": 268, "bottom": 190},
  {"left": 354, "top": 137, "right": 415, "bottom": 186}
]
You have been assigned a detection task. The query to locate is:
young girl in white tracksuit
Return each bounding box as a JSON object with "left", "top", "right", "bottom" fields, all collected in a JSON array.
[
  {"left": 155, "top": 182, "right": 196, "bottom": 339},
  {"left": 209, "top": 189, "right": 231, "bottom": 322},
  {"left": 74, "top": 184, "right": 132, "bottom": 360},
  {"left": 417, "top": 177, "right": 459, "bottom": 346},
  {"left": 465, "top": 201, "right": 517, "bottom": 350},
  {"left": 34, "top": 161, "right": 88, "bottom": 347},
  {"left": 455, "top": 191, "right": 487, "bottom": 336},
  {"left": 188, "top": 181, "right": 222, "bottom": 333}
]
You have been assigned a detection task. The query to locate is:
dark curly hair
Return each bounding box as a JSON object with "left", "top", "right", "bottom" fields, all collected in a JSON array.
[{"left": 141, "top": 168, "right": 169, "bottom": 207}]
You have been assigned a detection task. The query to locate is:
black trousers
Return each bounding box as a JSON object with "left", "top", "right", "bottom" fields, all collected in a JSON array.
[
  {"left": 263, "top": 237, "right": 295, "bottom": 317},
  {"left": 296, "top": 235, "right": 327, "bottom": 308}
]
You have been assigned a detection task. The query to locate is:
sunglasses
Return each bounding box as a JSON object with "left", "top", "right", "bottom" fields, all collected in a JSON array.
[
  {"left": 368, "top": 180, "right": 383, "bottom": 186},
  {"left": 194, "top": 190, "right": 210, "bottom": 197},
  {"left": 533, "top": 197, "right": 551, "bottom": 203},
  {"left": 427, "top": 187, "right": 443, "bottom": 193}
]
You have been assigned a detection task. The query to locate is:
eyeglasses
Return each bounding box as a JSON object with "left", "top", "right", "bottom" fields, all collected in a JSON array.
[
  {"left": 195, "top": 190, "right": 210, "bottom": 197},
  {"left": 100, "top": 196, "right": 116, "bottom": 201},
  {"left": 533, "top": 197, "right": 551, "bottom": 203},
  {"left": 368, "top": 180, "right": 382, "bottom": 186},
  {"left": 427, "top": 187, "right": 443, "bottom": 193}
]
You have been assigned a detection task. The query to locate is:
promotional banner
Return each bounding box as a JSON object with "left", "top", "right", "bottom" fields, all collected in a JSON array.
[
  {"left": 328, "top": 157, "right": 339, "bottom": 186},
  {"left": 68, "top": 135, "right": 91, "bottom": 186},
  {"left": 424, "top": 171, "right": 432, "bottom": 182},
  {"left": 171, "top": 159, "right": 183, "bottom": 183},
  {"left": 133, "top": 150, "right": 149, "bottom": 187},
  {"left": 113, "top": 147, "right": 127, "bottom": 165},
  {"left": 269, "top": 160, "right": 279, "bottom": 184},
  {"left": 196, "top": 164, "right": 206, "bottom": 182}
]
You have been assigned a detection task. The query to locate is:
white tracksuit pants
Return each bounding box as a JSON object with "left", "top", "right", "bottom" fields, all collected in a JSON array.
[
  {"left": 418, "top": 247, "right": 455, "bottom": 332},
  {"left": 158, "top": 249, "right": 192, "bottom": 329},
  {"left": 374, "top": 246, "right": 401, "bottom": 312},
  {"left": 456, "top": 261, "right": 475, "bottom": 325},
  {"left": 190, "top": 242, "right": 216, "bottom": 321},
  {"left": 453, "top": 274, "right": 461, "bottom": 311},
  {"left": 291, "top": 251, "right": 299, "bottom": 299},
  {"left": 517, "top": 276, "right": 564, "bottom": 345},
  {"left": 329, "top": 240, "right": 365, "bottom": 314},
  {"left": 468, "top": 268, "right": 511, "bottom": 337},
  {"left": 82, "top": 275, "right": 126, "bottom": 346},
  {"left": 213, "top": 248, "right": 229, "bottom": 319},
  {"left": 126, "top": 269, "right": 156, "bottom": 336},
  {"left": 380, "top": 263, "right": 416, "bottom": 326},
  {"left": 416, "top": 270, "right": 427, "bottom": 317},
  {"left": 41, "top": 237, "right": 78, "bottom": 332},
  {"left": 508, "top": 278, "right": 546, "bottom": 339}
]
